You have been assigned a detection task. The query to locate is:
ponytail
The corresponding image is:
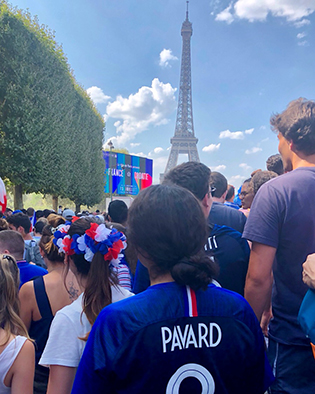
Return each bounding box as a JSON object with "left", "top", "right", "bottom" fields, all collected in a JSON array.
[{"left": 81, "top": 252, "right": 117, "bottom": 341}]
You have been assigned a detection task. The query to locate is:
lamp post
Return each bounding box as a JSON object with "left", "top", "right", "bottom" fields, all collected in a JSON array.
[{"left": 107, "top": 140, "right": 114, "bottom": 202}]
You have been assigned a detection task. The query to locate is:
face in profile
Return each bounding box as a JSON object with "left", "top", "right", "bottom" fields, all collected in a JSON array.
[{"left": 240, "top": 182, "right": 254, "bottom": 210}]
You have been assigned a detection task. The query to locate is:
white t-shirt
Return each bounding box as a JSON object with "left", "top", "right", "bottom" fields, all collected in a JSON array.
[{"left": 39, "top": 285, "right": 133, "bottom": 368}]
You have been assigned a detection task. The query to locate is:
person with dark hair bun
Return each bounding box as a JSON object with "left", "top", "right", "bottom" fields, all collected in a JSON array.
[
  {"left": 39, "top": 218, "right": 133, "bottom": 394},
  {"left": 72, "top": 184, "right": 273, "bottom": 394}
]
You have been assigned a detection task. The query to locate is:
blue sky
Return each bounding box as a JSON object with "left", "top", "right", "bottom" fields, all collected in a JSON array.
[{"left": 9, "top": 0, "right": 315, "bottom": 187}]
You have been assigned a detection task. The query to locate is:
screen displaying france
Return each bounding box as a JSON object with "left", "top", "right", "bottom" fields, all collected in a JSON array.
[{"left": 103, "top": 151, "right": 153, "bottom": 195}]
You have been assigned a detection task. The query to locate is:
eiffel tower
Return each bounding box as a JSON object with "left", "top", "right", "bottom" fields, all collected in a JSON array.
[{"left": 161, "top": 1, "right": 199, "bottom": 181}]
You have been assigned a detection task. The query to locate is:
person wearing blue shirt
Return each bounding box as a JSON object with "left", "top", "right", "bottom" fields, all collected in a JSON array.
[
  {"left": 209, "top": 172, "right": 246, "bottom": 233},
  {"left": 73, "top": 183, "right": 273, "bottom": 394},
  {"left": 133, "top": 162, "right": 250, "bottom": 296},
  {"left": 0, "top": 230, "right": 47, "bottom": 288}
]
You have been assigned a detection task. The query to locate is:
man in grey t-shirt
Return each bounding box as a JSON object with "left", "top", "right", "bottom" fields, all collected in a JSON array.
[{"left": 243, "top": 98, "right": 315, "bottom": 394}]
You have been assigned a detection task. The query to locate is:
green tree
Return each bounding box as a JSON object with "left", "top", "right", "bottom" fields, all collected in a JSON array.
[{"left": 0, "top": 1, "right": 104, "bottom": 209}]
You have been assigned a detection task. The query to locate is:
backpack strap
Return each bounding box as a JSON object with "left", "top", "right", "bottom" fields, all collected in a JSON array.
[{"left": 33, "top": 276, "right": 53, "bottom": 319}]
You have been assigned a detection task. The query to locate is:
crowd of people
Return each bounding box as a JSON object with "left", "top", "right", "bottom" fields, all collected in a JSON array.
[{"left": 0, "top": 97, "right": 315, "bottom": 393}]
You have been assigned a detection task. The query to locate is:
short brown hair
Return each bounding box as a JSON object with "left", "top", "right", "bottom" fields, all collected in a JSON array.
[
  {"left": 271, "top": 98, "right": 315, "bottom": 155},
  {"left": 0, "top": 230, "right": 24, "bottom": 260},
  {"left": 163, "top": 162, "right": 211, "bottom": 201}
]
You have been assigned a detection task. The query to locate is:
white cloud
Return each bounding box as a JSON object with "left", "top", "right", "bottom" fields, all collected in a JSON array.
[
  {"left": 130, "top": 151, "right": 147, "bottom": 158},
  {"left": 215, "top": 4, "right": 234, "bottom": 24},
  {"left": 239, "top": 163, "right": 252, "bottom": 171},
  {"left": 228, "top": 175, "right": 246, "bottom": 187},
  {"left": 202, "top": 143, "right": 221, "bottom": 152},
  {"left": 294, "top": 18, "right": 311, "bottom": 28},
  {"left": 297, "top": 31, "right": 308, "bottom": 45},
  {"left": 215, "top": 1, "right": 315, "bottom": 24},
  {"left": 297, "top": 32, "right": 307, "bottom": 39},
  {"left": 105, "top": 78, "right": 177, "bottom": 147},
  {"left": 245, "top": 128, "right": 254, "bottom": 135},
  {"left": 219, "top": 130, "right": 244, "bottom": 140},
  {"left": 245, "top": 147, "right": 262, "bottom": 154},
  {"left": 159, "top": 49, "right": 178, "bottom": 68},
  {"left": 211, "top": 164, "right": 227, "bottom": 171},
  {"left": 149, "top": 147, "right": 164, "bottom": 156},
  {"left": 86, "top": 86, "right": 111, "bottom": 104},
  {"left": 130, "top": 142, "right": 140, "bottom": 147}
]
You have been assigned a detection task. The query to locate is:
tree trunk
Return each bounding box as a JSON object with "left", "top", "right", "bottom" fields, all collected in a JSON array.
[
  {"left": 52, "top": 195, "right": 58, "bottom": 212},
  {"left": 14, "top": 184, "right": 23, "bottom": 210},
  {"left": 75, "top": 203, "right": 81, "bottom": 214}
]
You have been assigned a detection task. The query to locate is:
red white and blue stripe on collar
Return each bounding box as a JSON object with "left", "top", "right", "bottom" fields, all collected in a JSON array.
[{"left": 183, "top": 286, "right": 198, "bottom": 317}]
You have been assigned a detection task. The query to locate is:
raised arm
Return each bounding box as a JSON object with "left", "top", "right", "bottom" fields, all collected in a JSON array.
[{"left": 244, "top": 241, "right": 276, "bottom": 322}]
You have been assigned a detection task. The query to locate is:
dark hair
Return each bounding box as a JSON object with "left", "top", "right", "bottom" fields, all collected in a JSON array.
[
  {"left": 67, "top": 218, "right": 116, "bottom": 339},
  {"left": 0, "top": 219, "right": 9, "bottom": 232},
  {"left": 6, "top": 213, "right": 31, "bottom": 234},
  {"left": 26, "top": 207, "right": 35, "bottom": 217},
  {"left": 163, "top": 162, "right": 211, "bottom": 201},
  {"left": 226, "top": 184, "right": 235, "bottom": 201},
  {"left": 34, "top": 218, "right": 48, "bottom": 235},
  {"left": 270, "top": 98, "right": 315, "bottom": 155},
  {"left": 210, "top": 172, "right": 228, "bottom": 198},
  {"left": 36, "top": 210, "right": 44, "bottom": 219},
  {"left": 266, "top": 154, "right": 284, "bottom": 175},
  {"left": 128, "top": 184, "right": 217, "bottom": 291},
  {"left": 251, "top": 171, "right": 278, "bottom": 195},
  {"left": 39, "top": 215, "right": 65, "bottom": 263},
  {"left": 43, "top": 209, "right": 53, "bottom": 218},
  {"left": 0, "top": 230, "right": 24, "bottom": 260},
  {"left": 108, "top": 200, "right": 128, "bottom": 224}
]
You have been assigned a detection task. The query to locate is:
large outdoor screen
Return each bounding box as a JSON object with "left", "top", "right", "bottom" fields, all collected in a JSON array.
[{"left": 103, "top": 151, "right": 153, "bottom": 195}]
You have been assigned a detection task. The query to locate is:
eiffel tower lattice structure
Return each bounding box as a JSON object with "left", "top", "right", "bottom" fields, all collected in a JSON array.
[{"left": 161, "top": 2, "right": 199, "bottom": 181}]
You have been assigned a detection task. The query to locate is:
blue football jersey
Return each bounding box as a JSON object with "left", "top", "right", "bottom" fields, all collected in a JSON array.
[{"left": 72, "top": 283, "right": 273, "bottom": 394}]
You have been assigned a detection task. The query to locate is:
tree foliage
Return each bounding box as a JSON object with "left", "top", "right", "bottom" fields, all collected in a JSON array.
[{"left": 0, "top": 1, "right": 105, "bottom": 207}]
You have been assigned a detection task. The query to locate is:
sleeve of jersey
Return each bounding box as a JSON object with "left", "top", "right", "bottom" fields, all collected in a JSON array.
[
  {"left": 71, "top": 309, "right": 119, "bottom": 394},
  {"left": 39, "top": 311, "right": 81, "bottom": 368},
  {"left": 242, "top": 183, "right": 284, "bottom": 248}
]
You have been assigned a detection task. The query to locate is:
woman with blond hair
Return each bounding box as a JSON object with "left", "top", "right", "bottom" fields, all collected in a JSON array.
[{"left": 0, "top": 254, "right": 34, "bottom": 393}]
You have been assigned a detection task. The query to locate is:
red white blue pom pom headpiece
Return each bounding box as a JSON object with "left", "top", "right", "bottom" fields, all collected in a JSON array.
[{"left": 53, "top": 222, "right": 126, "bottom": 266}]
